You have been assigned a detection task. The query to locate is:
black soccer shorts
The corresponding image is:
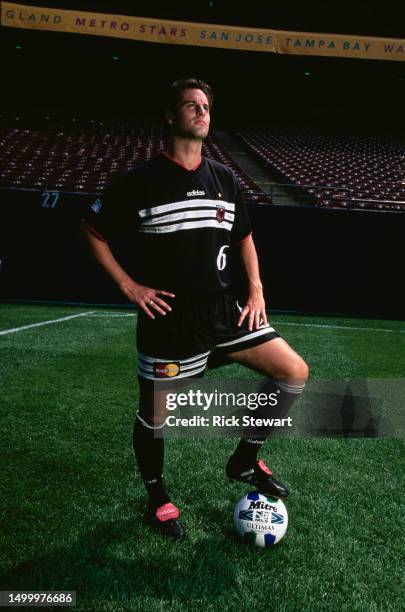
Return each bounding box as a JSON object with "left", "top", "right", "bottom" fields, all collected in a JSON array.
[{"left": 136, "top": 293, "right": 279, "bottom": 382}]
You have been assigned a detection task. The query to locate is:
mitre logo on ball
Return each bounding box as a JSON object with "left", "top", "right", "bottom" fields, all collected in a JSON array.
[
  {"left": 248, "top": 500, "right": 278, "bottom": 512},
  {"left": 233, "top": 491, "right": 289, "bottom": 548}
]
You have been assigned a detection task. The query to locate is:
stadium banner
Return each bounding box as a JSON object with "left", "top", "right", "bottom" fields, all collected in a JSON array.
[{"left": 2, "top": 2, "right": 405, "bottom": 62}]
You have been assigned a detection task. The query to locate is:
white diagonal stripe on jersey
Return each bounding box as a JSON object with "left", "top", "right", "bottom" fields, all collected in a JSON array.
[
  {"left": 139, "top": 219, "right": 233, "bottom": 234},
  {"left": 215, "top": 326, "right": 275, "bottom": 348},
  {"left": 141, "top": 209, "right": 234, "bottom": 226},
  {"left": 139, "top": 351, "right": 210, "bottom": 365},
  {"left": 138, "top": 198, "right": 235, "bottom": 218},
  {"left": 142, "top": 205, "right": 235, "bottom": 223}
]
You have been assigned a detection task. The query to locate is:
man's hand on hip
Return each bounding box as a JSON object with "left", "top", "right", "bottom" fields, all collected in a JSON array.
[
  {"left": 237, "top": 285, "right": 268, "bottom": 331},
  {"left": 119, "top": 280, "right": 175, "bottom": 319}
]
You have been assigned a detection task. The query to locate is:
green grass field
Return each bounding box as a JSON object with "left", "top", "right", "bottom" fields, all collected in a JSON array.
[{"left": 0, "top": 303, "right": 404, "bottom": 611}]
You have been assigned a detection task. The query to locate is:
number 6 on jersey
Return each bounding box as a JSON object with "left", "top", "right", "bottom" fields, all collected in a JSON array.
[{"left": 217, "top": 244, "right": 229, "bottom": 271}]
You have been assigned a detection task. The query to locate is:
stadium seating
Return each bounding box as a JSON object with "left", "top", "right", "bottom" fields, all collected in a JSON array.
[
  {"left": 2, "top": 115, "right": 403, "bottom": 210},
  {"left": 0, "top": 117, "right": 164, "bottom": 192},
  {"left": 237, "top": 131, "right": 405, "bottom": 211},
  {"left": 202, "top": 136, "right": 269, "bottom": 202},
  {"left": 0, "top": 115, "right": 265, "bottom": 201}
]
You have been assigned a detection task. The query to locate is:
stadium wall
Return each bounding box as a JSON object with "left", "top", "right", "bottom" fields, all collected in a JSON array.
[{"left": 0, "top": 190, "right": 403, "bottom": 318}]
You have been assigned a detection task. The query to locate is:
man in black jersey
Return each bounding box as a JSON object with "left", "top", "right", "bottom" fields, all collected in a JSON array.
[{"left": 82, "top": 78, "right": 308, "bottom": 540}]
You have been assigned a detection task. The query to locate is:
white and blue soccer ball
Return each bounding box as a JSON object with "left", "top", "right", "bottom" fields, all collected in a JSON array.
[{"left": 233, "top": 491, "right": 288, "bottom": 548}]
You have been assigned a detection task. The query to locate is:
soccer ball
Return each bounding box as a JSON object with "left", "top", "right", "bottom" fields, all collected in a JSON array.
[{"left": 233, "top": 491, "right": 288, "bottom": 548}]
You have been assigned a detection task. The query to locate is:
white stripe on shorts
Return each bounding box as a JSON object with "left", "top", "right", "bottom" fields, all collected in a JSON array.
[{"left": 215, "top": 325, "right": 275, "bottom": 349}]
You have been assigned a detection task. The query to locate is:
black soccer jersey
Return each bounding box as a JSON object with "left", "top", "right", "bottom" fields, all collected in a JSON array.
[{"left": 84, "top": 153, "right": 251, "bottom": 293}]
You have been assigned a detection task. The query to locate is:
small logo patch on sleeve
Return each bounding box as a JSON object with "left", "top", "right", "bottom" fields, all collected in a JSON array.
[
  {"left": 91, "top": 199, "right": 102, "bottom": 213},
  {"left": 154, "top": 362, "right": 180, "bottom": 378}
]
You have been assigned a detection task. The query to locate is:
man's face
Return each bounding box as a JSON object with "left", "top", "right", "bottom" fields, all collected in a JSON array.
[{"left": 169, "top": 88, "right": 210, "bottom": 140}]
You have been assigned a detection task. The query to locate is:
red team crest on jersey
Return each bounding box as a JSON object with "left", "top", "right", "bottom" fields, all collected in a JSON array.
[{"left": 216, "top": 204, "right": 225, "bottom": 223}]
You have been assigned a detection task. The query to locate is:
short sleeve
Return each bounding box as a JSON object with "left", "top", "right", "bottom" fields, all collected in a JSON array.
[
  {"left": 231, "top": 180, "right": 252, "bottom": 244},
  {"left": 82, "top": 172, "right": 134, "bottom": 243}
]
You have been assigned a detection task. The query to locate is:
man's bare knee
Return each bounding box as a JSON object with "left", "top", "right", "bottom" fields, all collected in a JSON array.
[
  {"left": 285, "top": 357, "right": 309, "bottom": 382},
  {"left": 274, "top": 356, "right": 309, "bottom": 383}
]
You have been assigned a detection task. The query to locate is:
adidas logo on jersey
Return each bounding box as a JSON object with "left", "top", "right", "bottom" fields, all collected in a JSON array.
[{"left": 187, "top": 189, "right": 205, "bottom": 197}]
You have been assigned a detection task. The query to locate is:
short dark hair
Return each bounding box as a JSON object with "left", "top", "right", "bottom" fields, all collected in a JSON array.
[{"left": 166, "top": 77, "right": 213, "bottom": 113}]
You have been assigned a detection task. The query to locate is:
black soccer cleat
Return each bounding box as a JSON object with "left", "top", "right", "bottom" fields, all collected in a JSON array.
[
  {"left": 226, "top": 457, "right": 289, "bottom": 498},
  {"left": 143, "top": 502, "right": 187, "bottom": 540}
]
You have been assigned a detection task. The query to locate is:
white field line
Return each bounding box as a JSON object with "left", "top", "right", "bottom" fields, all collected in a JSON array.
[
  {"left": 0, "top": 311, "right": 95, "bottom": 336},
  {"left": 84, "top": 311, "right": 403, "bottom": 334},
  {"left": 87, "top": 313, "right": 136, "bottom": 317},
  {"left": 270, "top": 320, "right": 404, "bottom": 333}
]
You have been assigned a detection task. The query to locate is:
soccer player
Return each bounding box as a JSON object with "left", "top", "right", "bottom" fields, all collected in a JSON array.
[{"left": 82, "top": 78, "right": 308, "bottom": 540}]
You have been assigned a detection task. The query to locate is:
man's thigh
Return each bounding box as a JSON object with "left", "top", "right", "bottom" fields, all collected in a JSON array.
[{"left": 226, "top": 337, "right": 309, "bottom": 381}]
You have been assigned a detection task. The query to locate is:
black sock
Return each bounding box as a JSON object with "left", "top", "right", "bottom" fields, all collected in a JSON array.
[
  {"left": 133, "top": 412, "right": 170, "bottom": 510},
  {"left": 231, "top": 378, "right": 305, "bottom": 467},
  {"left": 230, "top": 438, "right": 265, "bottom": 468}
]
